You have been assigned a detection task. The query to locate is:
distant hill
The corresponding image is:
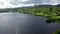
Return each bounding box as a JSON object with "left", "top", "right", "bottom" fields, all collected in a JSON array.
[{"left": 34, "top": 4, "right": 60, "bottom": 7}]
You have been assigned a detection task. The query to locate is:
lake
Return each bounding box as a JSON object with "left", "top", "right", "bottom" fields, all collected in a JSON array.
[{"left": 0, "top": 12, "right": 60, "bottom": 34}]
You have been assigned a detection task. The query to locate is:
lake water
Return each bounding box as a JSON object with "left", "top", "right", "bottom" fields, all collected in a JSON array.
[{"left": 0, "top": 12, "right": 60, "bottom": 34}]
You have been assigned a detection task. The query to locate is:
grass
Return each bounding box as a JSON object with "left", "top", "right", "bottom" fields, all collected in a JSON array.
[
  {"left": 53, "top": 30, "right": 60, "bottom": 34},
  {"left": 50, "top": 16, "right": 60, "bottom": 19}
]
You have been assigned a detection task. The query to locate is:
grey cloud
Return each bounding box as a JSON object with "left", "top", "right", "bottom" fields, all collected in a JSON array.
[
  {"left": 9, "top": 0, "right": 60, "bottom": 6},
  {"left": 22, "top": 0, "right": 51, "bottom": 4},
  {"left": 9, "top": 0, "right": 23, "bottom": 5}
]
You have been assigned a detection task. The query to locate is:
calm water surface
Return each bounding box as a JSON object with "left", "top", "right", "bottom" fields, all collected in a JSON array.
[{"left": 0, "top": 12, "right": 60, "bottom": 34}]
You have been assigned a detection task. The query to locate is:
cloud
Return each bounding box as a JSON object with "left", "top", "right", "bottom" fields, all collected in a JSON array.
[
  {"left": 0, "top": 0, "right": 60, "bottom": 8},
  {"left": 20, "top": 0, "right": 29, "bottom": 2},
  {"left": 22, "top": 0, "right": 59, "bottom": 5},
  {"left": 0, "top": 0, "right": 35, "bottom": 8}
]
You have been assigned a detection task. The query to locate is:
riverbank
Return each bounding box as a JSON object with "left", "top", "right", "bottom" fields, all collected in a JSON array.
[{"left": 18, "top": 7, "right": 60, "bottom": 23}]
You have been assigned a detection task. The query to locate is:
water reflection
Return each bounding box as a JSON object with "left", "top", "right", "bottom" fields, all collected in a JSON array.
[
  {"left": 46, "top": 17, "right": 60, "bottom": 24},
  {"left": 46, "top": 19, "right": 55, "bottom": 23}
]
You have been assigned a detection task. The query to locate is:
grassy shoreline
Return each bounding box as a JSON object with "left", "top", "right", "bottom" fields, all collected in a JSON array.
[
  {"left": 0, "top": 7, "right": 60, "bottom": 23},
  {"left": 18, "top": 7, "right": 60, "bottom": 23}
]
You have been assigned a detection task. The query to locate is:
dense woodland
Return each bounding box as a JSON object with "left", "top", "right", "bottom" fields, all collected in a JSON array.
[
  {"left": 18, "top": 7, "right": 60, "bottom": 16},
  {"left": 0, "top": 6, "right": 60, "bottom": 16}
]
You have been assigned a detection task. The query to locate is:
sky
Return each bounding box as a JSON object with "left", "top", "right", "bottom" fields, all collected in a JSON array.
[{"left": 0, "top": 0, "right": 60, "bottom": 9}]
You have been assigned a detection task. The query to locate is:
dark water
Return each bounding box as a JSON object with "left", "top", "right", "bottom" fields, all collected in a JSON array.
[{"left": 0, "top": 12, "right": 60, "bottom": 34}]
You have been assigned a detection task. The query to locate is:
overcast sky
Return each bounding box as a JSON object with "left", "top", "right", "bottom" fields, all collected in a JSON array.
[{"left": 0, "top": 0, "right": 60, "bottom": 8}]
